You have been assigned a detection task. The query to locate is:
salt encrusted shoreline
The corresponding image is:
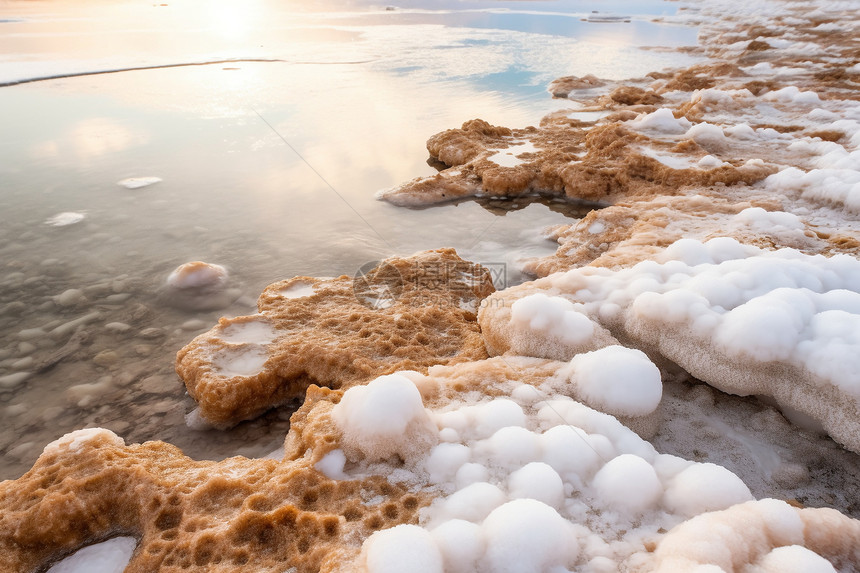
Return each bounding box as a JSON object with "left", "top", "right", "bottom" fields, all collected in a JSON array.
[{"left": 2, "top": 0, "right": 860, "bottom": 571}]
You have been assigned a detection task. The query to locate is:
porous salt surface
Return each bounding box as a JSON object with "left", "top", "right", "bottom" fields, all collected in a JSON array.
[{"left": 45, "top": 537, "right": 137, "bottom": 573}]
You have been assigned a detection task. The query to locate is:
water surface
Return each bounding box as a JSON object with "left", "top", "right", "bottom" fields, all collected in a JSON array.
[{"left": 0, "top": 0, "right": 700, "bottom": 479}]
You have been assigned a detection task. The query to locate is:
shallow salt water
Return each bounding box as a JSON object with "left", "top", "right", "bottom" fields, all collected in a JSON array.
[{"left": 0, "top": 0, "right": 701, "bottom": 479}]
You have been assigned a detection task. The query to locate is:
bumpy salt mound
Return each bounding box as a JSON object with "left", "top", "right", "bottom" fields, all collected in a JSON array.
[
  {"left": 417, "top": 353, "right": 662, "bottom": 438},
  {"left": 176, "top": 249, "right": 494, "bottom": 428},
  {"left": 483, "top": 237, "right": 860, "bottom": 451},
  {"left": 482, "top": 291, "right": 619, "bottom": 360},
  {"left": 320, "top": 366, "right": 754, "bottom": 572},
  {"left": 648, "top": 498, "right": 860, "bottom": 572}
]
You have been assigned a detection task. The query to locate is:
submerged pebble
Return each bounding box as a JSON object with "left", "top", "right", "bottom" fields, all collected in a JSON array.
[
  {"left": 104, "top": 322, "right": 131, "bottom": 334},
  {"left": 0, "top": 372, "right": 32, "bottom": 389},
  {"left": 93, "top": 351, "right": 120, "bottom": 367},
  {"left": 104, "top": 293, "right": 132, "bottom": 304},
  {"left": 180, "top": 319, "right": 207, "bottom": 331},
  {"left": 139, "top": 327, "right": 165, "bottom": 340},
  {"left": 17, "top": 342, "right": 37, "bottom": 356},
  {"left": 17, "top": 328, "right": 46, "bottom": 341},
  {"left": 54, "top": 289, "right": 87, "bottom": 308}
]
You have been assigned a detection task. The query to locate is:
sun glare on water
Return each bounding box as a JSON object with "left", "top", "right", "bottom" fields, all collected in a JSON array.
[{"left": 204, "top": 0, "right": 262, "bottom": 41}]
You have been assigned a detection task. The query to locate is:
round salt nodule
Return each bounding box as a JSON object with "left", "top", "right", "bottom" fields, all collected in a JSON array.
[
  {"left": 570, "top": 346, "right": 662, "bottom": 417},
  {"left": 166, "top": 261, "right": 228, "bottom": 290},
  {"left": 592, "top": 454, "right": 662, "bottom": 514},
  {"left": 159, "top": 261, "right": 238, "bottom": 311}
]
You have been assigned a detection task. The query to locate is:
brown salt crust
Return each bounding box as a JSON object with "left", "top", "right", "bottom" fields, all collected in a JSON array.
[
  {"left": 176, "top": 249, "right": 494, "bottom": 428},
  {"left": 520, "top": 193, "right": 826, "bottom": 276},
  {"left": 607, "top": 85, "right": 664, "bottom": 106},
  {"left": 0, "top": 422, "right": 430, "bottom": 572},
  {"left": 379, "top": 118, "right": 773, "bottom": 208},
  {"left": 648, "top": 499, "right": 860, "bottom": 571},
  {"left": 548, "top": 74, "right": 606, "bottom": 98},
  {"left": 655, "top": 63, "right": 746, "bottom": 94},
  {"left": 698, "top": 8, "right": 860, "bottom": 100}
]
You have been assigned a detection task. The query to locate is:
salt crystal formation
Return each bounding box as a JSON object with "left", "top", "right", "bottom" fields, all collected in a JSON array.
[
  {"left": 3, "top": 0, "right": 860, "bottom": 571},
  {"left": 176, "top": 249, "right": 495, "bottom": 428}
]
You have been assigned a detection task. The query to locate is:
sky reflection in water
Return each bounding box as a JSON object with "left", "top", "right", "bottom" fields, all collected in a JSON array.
[{"left": 0, "top": 0, "right": 700, "bottom": 478}]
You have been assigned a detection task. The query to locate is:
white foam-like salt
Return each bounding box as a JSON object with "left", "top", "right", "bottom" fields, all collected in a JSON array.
[
  {"left": 510, "top": 293, "right": 595, "bottom": 346},
  {"left": 628, "top": 108, "right": 692, "bottom": 134}
]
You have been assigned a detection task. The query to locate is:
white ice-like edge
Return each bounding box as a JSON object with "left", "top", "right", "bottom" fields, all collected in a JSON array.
[
  {"left": 46, "top": 537, "right": 138, "bottom": 573},
  {"left": 344, "top": 366, "right": 755, "bottom": 571},
  {"left": 43, "top": 428, "right": 124, "bottom": 456}
]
